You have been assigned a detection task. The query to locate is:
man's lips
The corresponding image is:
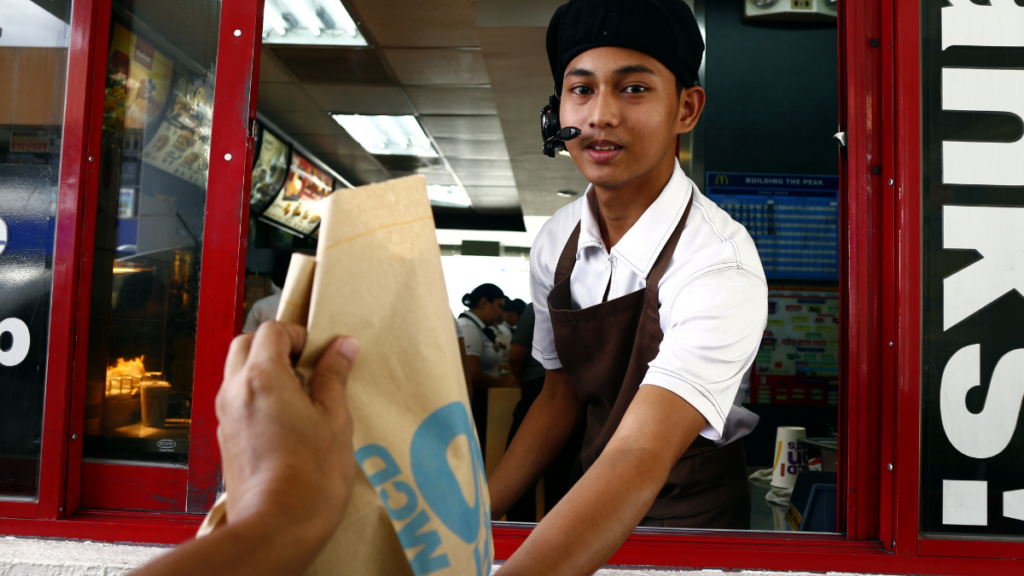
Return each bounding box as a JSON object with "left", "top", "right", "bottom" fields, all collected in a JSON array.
[{"left": 584, "top": 139, "right": 624, "bottom": 162}]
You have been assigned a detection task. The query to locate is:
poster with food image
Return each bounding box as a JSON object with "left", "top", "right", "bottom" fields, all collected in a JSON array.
[
  {"left": 103, "top": 23, "right": 173, "bottom": 132},
  {"left": 141, "top": 76, "right": 215, "bottom": 187},
  {"left": 250, "top": 125, "right": 290, "bottom": 214},
  {"left": 261, "top": 153, "right": 334, "bottom": 236}
]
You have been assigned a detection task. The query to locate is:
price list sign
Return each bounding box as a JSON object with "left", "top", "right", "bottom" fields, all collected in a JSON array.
[{"left": 705, "top": 173, "right": 839, "bottom": 281}]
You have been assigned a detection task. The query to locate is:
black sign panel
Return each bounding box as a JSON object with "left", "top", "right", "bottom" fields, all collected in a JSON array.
[
  {"left": 0, "top": 165, "right": 57, "bottom": 498},
  {"left": 920, "top": 1, "right": 1024, "bottom": 538}
]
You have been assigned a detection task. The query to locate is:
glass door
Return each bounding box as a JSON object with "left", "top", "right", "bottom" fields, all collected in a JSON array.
[
  {"left": 0, "top": 0, "right": 73, "bottom": 506},
  {"left": 66, "top": 0, "right": 260, "bottom": 514}
]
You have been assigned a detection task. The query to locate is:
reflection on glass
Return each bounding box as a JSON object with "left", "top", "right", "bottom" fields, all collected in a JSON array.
[
  {"left": 82, "top": 0, "right": 221, "bottom": 466},
  {"left": 0, "top": 0, "right": 72, "bottom": 500}
]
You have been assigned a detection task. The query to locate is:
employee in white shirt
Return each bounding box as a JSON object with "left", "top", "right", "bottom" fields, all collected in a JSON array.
[
  {"left": 489, "top": 1, "right": 767, "bottom": 574},
  {"left": 458, "top": 283, "right": 518, "bottom": 390},
  {"left": 459, "top": 283, "right": 519, "bottom": 447},
  {"left": 242, "top": 252, "right": 293, "bottom": 334}
]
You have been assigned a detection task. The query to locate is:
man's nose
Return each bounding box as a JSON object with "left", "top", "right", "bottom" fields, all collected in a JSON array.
[{"left": 587, "top": 88, "right": 620, "bottom": 129}]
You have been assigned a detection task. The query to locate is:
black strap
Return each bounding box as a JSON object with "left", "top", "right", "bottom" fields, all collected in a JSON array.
[{"left": 459, "top": 312, "right": 497, "bottom": 343}]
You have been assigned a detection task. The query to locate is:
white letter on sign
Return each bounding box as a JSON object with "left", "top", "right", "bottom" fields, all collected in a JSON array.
[
  {"left": 0, "top": 318, "right": 30, "bottom": 367},
  {"left": 943, "top": 206, "right": 1024, "bottom": 330},
  {"left": 942, "top": 68, "right": 1024, "bottom": 187},
  {"left": 942, "top": 0, "right": 1024, "bottom": 51},
  {"left": 0, "top": 215, "right": 7, "bottom": 257},
  {"left": 940, "top": 344, "right": 1024, "bottom": 459}
]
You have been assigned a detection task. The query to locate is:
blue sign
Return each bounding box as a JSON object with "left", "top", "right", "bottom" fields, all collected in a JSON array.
[{"left": 705, "top": 172, "right": 839, "bottom": 282}]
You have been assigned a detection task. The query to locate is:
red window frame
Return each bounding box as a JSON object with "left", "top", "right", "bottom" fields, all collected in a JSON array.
[
  {"left": 0, "top": 0, "right": 262, "bottom": 541},
  {"left": 2, "top": 1, "right": 1023, "bottom": 573}
]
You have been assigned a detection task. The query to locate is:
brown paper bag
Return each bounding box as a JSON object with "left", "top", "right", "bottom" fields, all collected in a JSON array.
[{"left": 199, "top": 176, "right": 492, "bottom": 576}]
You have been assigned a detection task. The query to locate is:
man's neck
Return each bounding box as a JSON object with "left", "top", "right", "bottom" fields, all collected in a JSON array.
[{"left": 593, "top": 158, "right": 676, "bottom": 249}]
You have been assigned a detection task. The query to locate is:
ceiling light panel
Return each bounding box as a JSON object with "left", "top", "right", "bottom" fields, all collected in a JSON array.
[
  {"left": 332, "top": 114, "right": 439, "bottom": 157},
  {"left": 428, "top": 185, "right": 473, "bottom": 208},
  {"left": 263, "top": 0, "right": 368, "bottom": 46}
]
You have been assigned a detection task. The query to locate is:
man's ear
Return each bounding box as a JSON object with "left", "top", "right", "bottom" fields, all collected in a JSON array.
[{"left": 676, "top": 86, "right": 706, "bottom": 135}]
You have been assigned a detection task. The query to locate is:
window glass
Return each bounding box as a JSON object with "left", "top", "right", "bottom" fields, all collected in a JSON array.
[
  {"left": 919, "top": 0, "right": 1024, "bottom": 539},
  {"left": 0, "top": 0, "right": 72, "bottom": 500},
  {"left": 82, "top": 0, "right": 220, "bottom": 466}
]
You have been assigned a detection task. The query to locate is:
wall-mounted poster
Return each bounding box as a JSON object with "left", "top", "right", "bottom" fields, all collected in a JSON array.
[
  {"left": 103, "top": 23, "right": 173, "bottom": 132},
  {"left": 250, "top": 124, "right": 290, "bottom": 215},
  {"left": 260, "top": 153, "right": 334, "bottom": 237},
  {"left": 140, "top": 76, "right": 214, "bottom": 187}
]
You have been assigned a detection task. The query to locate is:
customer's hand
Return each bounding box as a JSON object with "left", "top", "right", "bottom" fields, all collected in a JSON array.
[
  {"left": 500, "top": 374, "right": 521, "bottom": 388},
  {"left": 216, "top": 321, "right": 359, "bottom": 544}
]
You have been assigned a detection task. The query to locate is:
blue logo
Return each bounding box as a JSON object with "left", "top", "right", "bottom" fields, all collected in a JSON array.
[{"left": 355, "top": 402, "right": 491, "bottom": 576}]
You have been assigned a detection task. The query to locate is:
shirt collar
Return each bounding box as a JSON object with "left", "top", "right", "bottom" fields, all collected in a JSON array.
[{"left": 577, "top": 161, "right": 693, "bottom": 279}]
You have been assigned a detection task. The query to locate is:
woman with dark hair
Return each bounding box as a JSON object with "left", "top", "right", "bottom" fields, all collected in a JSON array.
[
  {"left": 458, "top": 284, "right": 519, "bottom": 446},
  {"left": 457, "top": 284, "right": 518, "bottom": 391}
]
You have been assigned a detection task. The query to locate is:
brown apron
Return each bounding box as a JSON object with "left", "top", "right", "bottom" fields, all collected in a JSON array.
[{"left": 547, "top": 196, "right": 750, "bottom": 529}]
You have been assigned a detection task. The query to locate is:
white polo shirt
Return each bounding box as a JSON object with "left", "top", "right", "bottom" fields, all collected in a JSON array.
[{"left": 530, "top": 161, "right": 767, "bottom": 445}]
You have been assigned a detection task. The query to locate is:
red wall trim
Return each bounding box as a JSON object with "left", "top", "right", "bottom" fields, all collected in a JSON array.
[
  {"left": 186, "top": 0, "right": 265, "bottom": 513},
  {"left": 63, "top": 0, "right": 113, "bottom": 519},
  {"left": 0, "top": 501, "right": 38, "bottom": 520},
  {"left": 0, "top": 510, "right": 200, "bottom": 545},
  {"left": 37, "top": 0, "right": 105, "bottom": 521},
  {"left": 892, "top": 0, "right": 922, "bottom": 560},
  {"left": 80, "top": 463, "right": 187, "bottom": 514}
]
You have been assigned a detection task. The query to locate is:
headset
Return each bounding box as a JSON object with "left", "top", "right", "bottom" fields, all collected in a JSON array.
[{"left": 541, "top": 94, "right": 582, "bottom": 158}]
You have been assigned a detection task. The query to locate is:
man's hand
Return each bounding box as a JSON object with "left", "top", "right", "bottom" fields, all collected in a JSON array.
[
  {"left": 216, "top": 322, "right": 359, "bottom": 540},
  {"left": 131, "top": 322, "right": 360, "bottom": 576}
]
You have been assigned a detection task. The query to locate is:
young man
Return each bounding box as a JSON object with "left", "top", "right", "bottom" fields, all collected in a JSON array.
[{"left": 489, "top": 0, "right": 767, "bottom": 573}]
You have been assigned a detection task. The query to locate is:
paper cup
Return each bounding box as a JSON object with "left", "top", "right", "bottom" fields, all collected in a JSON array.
[
  {"left": 771, "top": 426, "right": 809, "bottom": 489},
  {"left": 141, "top": 382, "right": 172, "bottom": 428}
]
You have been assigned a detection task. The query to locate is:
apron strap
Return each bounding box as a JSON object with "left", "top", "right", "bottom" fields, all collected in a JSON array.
[
  {"left": 646, "top": 193, "right": 694, "bottom": 293},
  {"left": 553, "top": 222, "right": 583, "bottom": 285}
]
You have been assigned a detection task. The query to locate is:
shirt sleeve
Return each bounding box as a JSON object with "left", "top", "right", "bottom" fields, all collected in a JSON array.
[
  {"left": 530, "top": 240, "right": 562, "bottom": 370},
  {"left": 459, "top": 318, "right": 485, "bottom": 358},
  {"left": 641, "top": 268, "right": 768, "bottom": 441},
  {"left": 454, "top": 315, "right": 464, "bottom": 340},
  {"left": 242, "top": 302, "right": 263, "bottom": 334}
]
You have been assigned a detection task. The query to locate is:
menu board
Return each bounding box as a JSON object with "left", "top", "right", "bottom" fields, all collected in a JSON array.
[
  {"left": 103, "top": 23, "right": 173, "bottom": 132},
  {"left": 250, "top": 124, "right": 291, "bottom": 215},
  {"left": 140, "top": 77, "right": 214, "bottom": 187},
  {"left": 705, "top": 173, "right": 839, "bottom": 282},
  {"left": 260, "top": 153, "right": 334, "bottom": 236},
  {"left": 750, "top": 286, "right": 839, "bottom": 406}
]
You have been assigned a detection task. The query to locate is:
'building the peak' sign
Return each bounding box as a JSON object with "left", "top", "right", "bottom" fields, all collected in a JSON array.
[{"left": 920, "top": 0, "right": 1024, "bottom": 538}]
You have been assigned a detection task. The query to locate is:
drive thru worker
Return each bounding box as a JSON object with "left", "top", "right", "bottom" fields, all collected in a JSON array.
[{"left": 489, "top": 1, "right": 768, "bottom": 573}]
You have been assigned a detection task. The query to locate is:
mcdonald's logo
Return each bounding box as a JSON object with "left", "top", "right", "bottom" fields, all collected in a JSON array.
[{"left": 715, "top": 174, "right": 730, "bottom": 186}]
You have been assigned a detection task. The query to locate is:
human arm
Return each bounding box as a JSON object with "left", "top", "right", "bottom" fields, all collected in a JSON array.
[
  {"left": 487, "top": 368, "right": 583, "bottom": 518},
  {"left": 466, "top": 354, "right": 519, "bottom": 388},
  {"left": 131, "top": 322, "right": 358, "bottom": 576},
  {"left": 495, "top": 386, "right": 705, "bottom": 576},
  {"left": 508, "top": 343, "right": 528, "bottom": 380}
]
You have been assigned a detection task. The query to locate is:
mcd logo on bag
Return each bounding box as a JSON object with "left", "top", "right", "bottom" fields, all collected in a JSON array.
[{"left": 356, "top": 402, "right": 491, "bottom": 576}]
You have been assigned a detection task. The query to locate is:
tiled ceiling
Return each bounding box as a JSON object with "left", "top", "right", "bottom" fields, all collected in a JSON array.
[
  {"left": 256, "top": 0, "right": 521, "bottom": 216},
  {"left": 255, "top": 0, "right": 593, "bottom": 221}
]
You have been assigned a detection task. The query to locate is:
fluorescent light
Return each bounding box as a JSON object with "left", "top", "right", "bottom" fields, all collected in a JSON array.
[
  {"left": 262, "top": 0, "right": 368, "bottom": 46},
  {"left": 428, "top": 185, "right": 473, "bottom": 208},
  {"left": 332, "top": 114, "right": 439, "bottom": 158}
]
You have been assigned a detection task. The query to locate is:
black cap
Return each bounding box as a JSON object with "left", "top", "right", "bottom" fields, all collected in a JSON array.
[{"left": 546, "top": 0, "right": 704, "bottom": 97}]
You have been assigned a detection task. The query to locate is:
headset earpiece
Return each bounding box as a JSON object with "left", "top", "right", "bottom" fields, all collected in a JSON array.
[
  {"left": 541, "top": 94, "right": 582, "bottom": 158},
  {"left": 541, "top": 95, "right": 563, "bottom": 158}
]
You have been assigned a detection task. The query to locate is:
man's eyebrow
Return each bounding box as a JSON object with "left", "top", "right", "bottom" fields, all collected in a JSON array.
[
  {"left": 564, "top": 67, "right": 596, "bottom": 79},
  {"left": 615, "top": 64, "right": 657, "bottom": 76}
]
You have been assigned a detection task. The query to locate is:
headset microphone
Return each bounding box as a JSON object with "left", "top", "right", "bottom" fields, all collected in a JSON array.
[{"left": 541, "top": 94, "right": 581, "bottom": 158}]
